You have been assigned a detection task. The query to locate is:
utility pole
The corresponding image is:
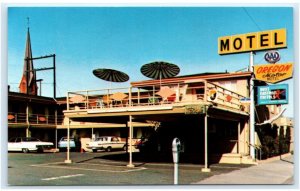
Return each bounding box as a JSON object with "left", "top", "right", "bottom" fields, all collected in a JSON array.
[
  {"left": 36, "top": 79, "right": 43, "bottom": 96},
  {"left": 29, "top": 54, "right": 56, "bottom": 98}
]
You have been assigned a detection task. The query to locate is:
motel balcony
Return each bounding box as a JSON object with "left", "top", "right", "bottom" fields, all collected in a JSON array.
[
  {"left": 64, "top": 80, "right": 249, "bottom": 116},
  {"left": 8, "top": 112, "right": 64, "bottom": 127}
]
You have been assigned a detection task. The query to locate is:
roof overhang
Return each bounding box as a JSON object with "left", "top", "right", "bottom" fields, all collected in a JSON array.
[{"left": 131, "top": 72, "right": 252, "bottom": 87}]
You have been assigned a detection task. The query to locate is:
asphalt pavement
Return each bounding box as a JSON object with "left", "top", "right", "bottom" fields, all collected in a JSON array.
[
  {"left": 194, "top": 154, "right": 294, "bottom": 185},
  {"left": 6, "top": 151, "right": 250, "bottom": 185},
  {"left": 6, "top": 151, "right": 295, "bottom": 186}
]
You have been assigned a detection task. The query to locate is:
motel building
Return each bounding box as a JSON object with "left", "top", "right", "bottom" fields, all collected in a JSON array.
[{"left": 8, "top": 27, "right": 293, "bottom": 169}]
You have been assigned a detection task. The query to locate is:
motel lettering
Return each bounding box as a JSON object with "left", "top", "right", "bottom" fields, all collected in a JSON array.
[
  {"left": 256, "top": 64, "right": 292, "bottom": 74},
  {"left": 218, "top": 28, "right": 287, "bottom": 54},
  {"left": 253, "top": 63, "right": 293, "bottom": 84}
]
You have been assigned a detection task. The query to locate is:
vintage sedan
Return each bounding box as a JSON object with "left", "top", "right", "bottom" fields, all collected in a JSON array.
[
  {"left": 58, "top": 137, "right": 76, "bottom": 151},
  {"left": 8, "top": 137, "right": 54, "bottom": 153},
  {"left": 86, "top": 136, "right": 126, "bottom": 152}
]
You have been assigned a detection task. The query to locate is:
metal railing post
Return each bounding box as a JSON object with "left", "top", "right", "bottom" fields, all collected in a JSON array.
[
  {"left": 152, "top": 85, "right": 155, "bottom": 105},
  {"left": 137, "top": 88, "right": 140, "bottom": 105},
  {"left": 55, "top": 110, "right": 57, "bottom": 125},
  {"left": 86, "top": 90, "right": 89, "bottom": 109},
  {"left": 204, "top": 81, "right": 207, "bottom": 101},
  {"left": 67, "top": 92, "right": 70, "bottom": 110},
  {"left": 260, "top": 148, "right": 262, "bottom": 160},
  {"left": 129, "top": 87, "right": 132, "bottom": 107}
]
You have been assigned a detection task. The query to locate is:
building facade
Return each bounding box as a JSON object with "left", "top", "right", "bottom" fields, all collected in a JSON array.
[{"left": 7, "top": 27, "right": 292, "bottom": 166}]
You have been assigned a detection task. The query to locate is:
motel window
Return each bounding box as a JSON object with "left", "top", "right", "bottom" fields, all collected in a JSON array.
[
  {"left": 15, "top": 138, "right": 21, "bottom": 142},
  {"left": 8, "top": 138, "right": 16, "bottom": 142}
]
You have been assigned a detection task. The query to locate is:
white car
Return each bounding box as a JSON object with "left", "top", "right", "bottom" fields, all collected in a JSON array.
[
  {"left": 58, "top": 137, "right": 76, "bottom": 151},
  {"left": 86, "top": 136, "right": 126, "bottom": 152},
  {"left": 8, "top": 137, "right": 54, "bottom": 153}
]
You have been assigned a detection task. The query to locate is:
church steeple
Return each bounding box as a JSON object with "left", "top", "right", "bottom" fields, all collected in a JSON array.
[{"left": 19, "top": 18, "right": 38, "bottom": 95}]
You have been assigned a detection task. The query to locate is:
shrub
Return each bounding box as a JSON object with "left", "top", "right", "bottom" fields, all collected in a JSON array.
[{"left": 257, "top": 124, "right": 292, "bottom": 159}]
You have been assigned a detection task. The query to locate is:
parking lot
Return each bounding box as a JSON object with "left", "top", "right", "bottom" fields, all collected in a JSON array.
[{"left": 7, "top": 151, "right": 253, "bottom": 186}]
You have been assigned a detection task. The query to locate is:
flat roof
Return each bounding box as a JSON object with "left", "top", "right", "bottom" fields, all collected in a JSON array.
[
  {"left": 8, "top": 91, "right": 58, "bottom": 104},
  {"left": 131, "top": 71, "right": 252, "bottom": 87}
]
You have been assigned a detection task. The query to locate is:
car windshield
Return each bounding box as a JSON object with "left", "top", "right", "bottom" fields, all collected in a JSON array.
[
  {"left": 62, "top": 138, "right": 74, "bottom": 141},
  {"left": 21, "top": 137, "right": 41, "bottom": 142},
  {"left": 8, "top": 138, "right": 16, "bottom": 142},
  {"left": 112, "top": 137, "right": 119, "bottom": 141}
]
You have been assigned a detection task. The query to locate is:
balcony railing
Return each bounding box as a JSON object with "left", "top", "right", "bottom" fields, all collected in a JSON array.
[
  {"left": 8, "top": 112, "right": 64, "bottom": 125},
  {"left": 66, "top": 80, "right": 249, "bottom": 113}
]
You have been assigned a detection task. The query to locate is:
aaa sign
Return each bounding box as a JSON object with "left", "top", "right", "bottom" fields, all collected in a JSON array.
[
  {"left": 254, "top": 63, "right": 293, "bottom": 83},
  {"left": 218, "top": 28, "right": 287, "bottom": 55}
]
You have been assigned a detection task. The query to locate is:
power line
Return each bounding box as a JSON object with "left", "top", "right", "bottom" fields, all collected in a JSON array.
[
  {"left": 242, "top": 8, "right": 262, "bottom": 31},
  {"left": 9, "top": 82, "right": 53, "bottom": 84}
]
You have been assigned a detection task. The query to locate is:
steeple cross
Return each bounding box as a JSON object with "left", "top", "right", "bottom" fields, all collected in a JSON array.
[{"left": 27, "top": 17, "right": 30, "bottom": 28}]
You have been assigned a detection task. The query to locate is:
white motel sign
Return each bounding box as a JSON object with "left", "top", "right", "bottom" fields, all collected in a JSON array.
[{"left": 218, "top": 28, "right": 287, "bottom": 55}]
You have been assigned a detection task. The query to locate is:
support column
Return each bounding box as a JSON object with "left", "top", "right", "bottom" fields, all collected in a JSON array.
[
  {"left": 55, "top": 109, "right": 58, "bottom": 150},
  {"left": 55, "top": 129, "right": 58, "bottom": 150},
  {"left": 91, "top": 128, "right": 94, "bottom": 140},
  {"left": 238, "top": 121, "right": 241, "bottom": 154},
  {"left": 65, "top": 117, "right": 72, "bottom": 163},
  {"left": 53, "top": 54, "right": 56, "bottom": 99},
  {"left": 202, "top": 113, "right": 211, "bottom": 172},
  {"left": 26, "top": 127, "right": 30, "bottom": 137},
  {"left": 127, "top": 115, "right": 134, "bottom": 168},
  {"left": 26, "top": 103, "right": 30, "bottom": 137},
  {"left": 249, "top": 51, "right": 255, "bottom": 159}
]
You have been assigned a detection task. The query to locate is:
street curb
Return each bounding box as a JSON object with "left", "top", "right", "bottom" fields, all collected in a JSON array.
[{"left": 257, "top": 153, "right": 292, "bottom": 164}]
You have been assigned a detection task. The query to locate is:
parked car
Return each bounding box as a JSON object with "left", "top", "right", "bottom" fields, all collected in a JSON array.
[
  {"left": 58, "top": 137, "right": 76, "bottom": 151},
  {"left": 86, "top": 136, "right": 126, "bottom": 152},
  {"left": 135, "top": 137, "right": 149, "bottom": 149},
  {"left": 136, "top": 136, "right": 160, "bottom": 153},
  {"left": 8, "top": 137, "right": 53, "bottom": 153}
]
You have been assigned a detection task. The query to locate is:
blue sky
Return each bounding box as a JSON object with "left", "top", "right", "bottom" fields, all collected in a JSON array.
[{"left": 7, "top": 7, "right": 294, "bottom": 117}]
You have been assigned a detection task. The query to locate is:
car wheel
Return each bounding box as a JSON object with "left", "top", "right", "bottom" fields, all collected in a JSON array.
[
  {"left": 22, "top": 148, "right": 29, "bottom": 153},
  {"left": 106, "top": 147, "right": 112, "bottom": 152},
  {"left": 92, "top": 149, "right": 97, "bottom": 153},
  {"left": 37, "top": 148, "right": 44, "bottom": 153}
]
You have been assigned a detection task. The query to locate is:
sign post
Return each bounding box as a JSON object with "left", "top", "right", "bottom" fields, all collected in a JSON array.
[{"left": 249, "top": 52, "right": 255, "bottom": 159}]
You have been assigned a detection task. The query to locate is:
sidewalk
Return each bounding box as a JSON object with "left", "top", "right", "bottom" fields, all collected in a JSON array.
[{"left": 194, "top": 154, "right": 294, "bottom": 184}]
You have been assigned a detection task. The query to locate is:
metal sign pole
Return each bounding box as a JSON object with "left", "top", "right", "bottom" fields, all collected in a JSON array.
[{"left": 249, "top": 51, "right": 255, "bottom": 159}]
